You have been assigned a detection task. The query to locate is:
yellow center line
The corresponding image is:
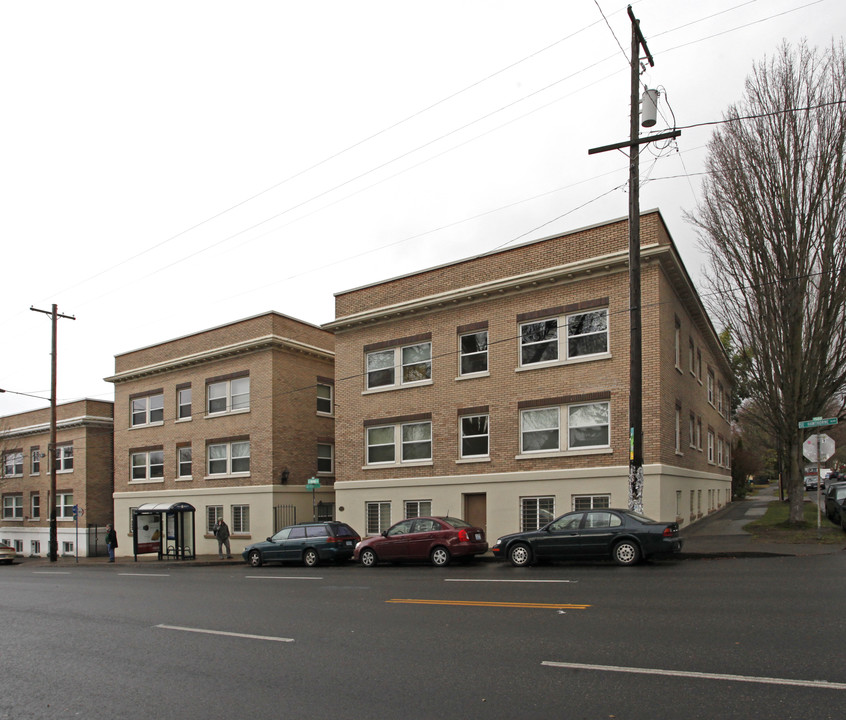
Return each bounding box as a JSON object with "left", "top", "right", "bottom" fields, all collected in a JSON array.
[{"left": 387, "top": 599, "right": 590, "bottom": 609}]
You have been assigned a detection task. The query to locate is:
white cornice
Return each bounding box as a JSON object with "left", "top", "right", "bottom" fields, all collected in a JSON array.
[
  {"left": 0, "top": 415, "right": 114, "bottom": 440},
  {"left": 105, "top": 334, "right": 334, "bottom": 384}
]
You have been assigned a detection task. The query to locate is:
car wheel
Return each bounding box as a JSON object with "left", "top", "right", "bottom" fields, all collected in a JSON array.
[
  {"left": 613, "top": 540, "right": 641, "bottom": 566},
  {"left": 303, "top": 549, "right": 319, "bottom": 567},
  {"left": 508, "top": 543, "right": 532, "bottom": 567},
  {"left": 430, "top": 546, "right": 451, "bottom": 567},
  {"left": 359, "top": 548, "right": 377, "bottom": 567},
  {"left": 247, "top": 549, "right": 262, "bottom": 568}
]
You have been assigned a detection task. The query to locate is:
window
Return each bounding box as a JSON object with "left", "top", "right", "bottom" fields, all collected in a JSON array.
[
  {"left": 521, "top": 497, "right": 555, "bottom": 531},
  {"left": 366, "top": 342, "right": 432, "bottom": 390},
  {"left": 317, "top": 383, "right": 333, "bottom": 414},
  {"left": 459, "top": 331, "right": 488, "bottom": 375},
  {"left": 56, "top": 493, "right": 74, "bottom": 519},
  {"left": 696, "top": 417, "right": 702, "bottom": 450},
  {"left": 62, "top": 541, "right": 74, "bottom": 555},
  {"left": 31, "top": 540, "right": 41, "bottom": 556},
  {"left": 573, "top": 495, "right": 611, "bottom": 511},
  {"left": 177, "top": 387, "right": 192, "bottom": 419},
  {"left": 717, "top": 382, "right": 724, "bottom": 416},
  {"left": 31, "top": 494, "right": 40, "bottom": 519},
  {"left": 207, "top": 376, "right": 250, "bottom": 415},
  {"left": 131, "top": 393, "right": 164, "bottom": 427},
  {"left": 674, "top": 319, "right": 681, "bottom": 369},
  {"left": 697, "top": 350, "right": 703, "bottom": 381},
  {"left": 689, "top": 338, "right": 695, "bottom": 375},
  {"left": 717, "top": 437, "right": 724, "bottom": 466},
  {"left": 207, "top": 441, "right": 250, "bottom": 476},
  {"left": 521, "top": 401, "right": 610, "bottom": 453},
  {"left": 131, "top": 450, "right": 164, "bottom": 481},
  {"left": 55, "top": 445, "right": 73, "bottom": 472},
  {"left": 31, "top": 448, "right": 41, "bottom": 474},
  {"left": 177, "top": 446, "right": 192, "bottom": 478},
  {"left": 366, "top": 501, "right": 391, "bottom": 534},
  {"left": 520, "top": 309, "right": 608, "bottom": 367},
  {"left": 460, "top": 414, "right": 489, "bottom": 458},
  {"left": 405, "top": 500, "right": 432, "bottom": 519},
  {"left": 232, "top": 505, "right": 250, "bottom": 533},
  {"left": 676, "top": 490, "right": 682, "bottom": 518},
  {"left": 707, "top": 370, "right": 715, "bottom": 405},
  {"left": 707, "top": 430, "right": 715, "bottom": 463},
  {"left": 675, "top": 405, "right": 682, "bottom": 453},
  {"left": 689, "top": 413, "right": 696, "bottom": 448},
  {"left": 366, "top": 421, "right": 432, "bottom": 465},
  {"left": 3, "top": 451, "right": 23, "bottom": 477},
  {"left": 2, "top": 495, "right": 23, "bottom": 520},
  {"left": 317, "top": 443, "right": 334, "bottom": 474},
  {"left": 206, "top": 505, "right": 224, "bottom": 533}
]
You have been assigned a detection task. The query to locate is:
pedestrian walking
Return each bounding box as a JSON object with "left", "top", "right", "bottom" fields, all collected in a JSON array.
[
  {"left": 214, "top": 518, "right": 232, "bottom": 558},
  {"left": 105, "top": 523, "right": 118, "bottom": 563}
]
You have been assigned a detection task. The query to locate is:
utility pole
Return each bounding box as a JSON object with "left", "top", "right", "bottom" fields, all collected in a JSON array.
[
  {"left": 31, "top": 304, "right": 75, "bottom": 562},
  {"left": 588, "top": 6, "right": 680, "bottom": 513}
]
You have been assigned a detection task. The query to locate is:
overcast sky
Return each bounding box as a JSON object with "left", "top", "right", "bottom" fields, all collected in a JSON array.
[{"left": 1, "top": 0, "right": 842, "bottom": 416}]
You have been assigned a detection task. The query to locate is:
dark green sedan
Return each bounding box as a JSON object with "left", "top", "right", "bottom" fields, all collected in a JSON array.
[{"left": 243, "top": 521, "right": 360, "bottom": 567}]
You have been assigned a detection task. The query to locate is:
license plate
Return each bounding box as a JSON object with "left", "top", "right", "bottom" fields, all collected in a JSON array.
[
  {"left": 345, "top": 540, "right": 353, "bottom": 546},
  {"left": 474, "top": 533, "right": 481, "bottom": 541}
]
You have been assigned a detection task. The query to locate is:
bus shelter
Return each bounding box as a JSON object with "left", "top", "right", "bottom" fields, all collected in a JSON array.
[{"left": 132, "top": 502, "right": 196, "bottom": 561}]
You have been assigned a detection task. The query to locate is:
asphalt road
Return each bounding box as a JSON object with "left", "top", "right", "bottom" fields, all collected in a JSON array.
[{"left": 2, "top": 555, "right": 844, "bottom": 720}]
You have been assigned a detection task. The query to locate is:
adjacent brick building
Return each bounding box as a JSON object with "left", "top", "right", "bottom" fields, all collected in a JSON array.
[
  {"left": 105, "top": 311, "right": 335, "bottom": 558},
  {"left": 0, "top": 399, "right": 114, "bottom": 557},
  {"left": 325, "top": 210, "right": 733, "bottom": 542}
]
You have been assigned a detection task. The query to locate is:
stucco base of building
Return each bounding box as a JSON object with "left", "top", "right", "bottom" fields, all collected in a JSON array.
[
  {"left": 0, "top": 523, "right": 108, "bottom": 558},
  {"left": 112, "top": 485, "right": 336, "bottom": 559},
  {"left": 334, "top": 463, "right": 731, "bottom": 542}
]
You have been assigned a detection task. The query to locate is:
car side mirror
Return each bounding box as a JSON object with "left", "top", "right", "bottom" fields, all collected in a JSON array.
[
  {"left": 381, "top": 531, "right": 388, "bottom": 537},
  {"left": 266, "top": 537, "right": 273, "bottom": 542}
]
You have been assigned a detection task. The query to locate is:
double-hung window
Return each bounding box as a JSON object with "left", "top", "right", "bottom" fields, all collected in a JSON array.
[
  {"left": 177, "top": 446, "right": 192, "bottom": 478},
  {"left": 131, "top": 392, "right": 164, "bottom": 427},
  {"left": 707, "top": 430, "right": 715, "bottom": 463},
  {"left": 460, "top": 414, "right": 489, "bottom": 458},
  {"left": 366, "top": 420, "right": 432, "bottom": 465},
  {"left": 56, "top": 493, "right": 74, "bottom": 519},
  {"left": 131, "top": 450, "right": 164, "bottom": 481},
  {"left": 365, "top": 338, "right": 432, "bottom": 390},
  {"left": 55, "top": 445, "right": 73, "bottom": 472},
  {"left": 207, "top": 440, "right": 251, "bottom": 476},
  {"left": 31, "top": 494, "right": 40, "bottom": 519},
  {"left": 459, "top": 330, "right": 488, "bottom": 375},
  {"left": 520, "top": 401, "right": 610, "bottom": 454},
  {"left": 177, "top": 385, "right": 192, "bottom": 419},
  {"left": 31, "top": 448, "right": 41, "bottom": 474},
  {"left": 317, "top": 443, "right": 334, "bottom": 474},
  {"left": 2, "top": 495, "right": 23, "bottom": 520},
  {"left": 317, "top": 383, "right": 333, "bottom": 414},
  {"left": 3, "top": 451, "right": 23, "bottom": 477},
  {"left": 520, "top": 308, "right": 608, "bottom": 367},
  {"left": 207, "top": 375, "right": 250, "bottom": 415},
  {"left": 707, "top": 370, "right": 715, "bottom": 405}
]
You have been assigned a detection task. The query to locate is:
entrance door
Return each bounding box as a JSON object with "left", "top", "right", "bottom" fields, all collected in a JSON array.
[{"left": 463, "top": 493, "right": 487, "bottom": 534}]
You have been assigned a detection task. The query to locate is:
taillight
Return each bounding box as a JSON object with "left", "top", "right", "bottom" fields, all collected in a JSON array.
[
  {"left": 458, "top": 529, "right": 469, "bottom": 542},
  {"left": 662, "top": 526, "right": 676, "bottom": 538}
]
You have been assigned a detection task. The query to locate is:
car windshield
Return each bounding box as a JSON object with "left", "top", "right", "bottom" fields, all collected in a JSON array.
[{"left": 441, "top": 517, "right": 471, "bottom": 528}]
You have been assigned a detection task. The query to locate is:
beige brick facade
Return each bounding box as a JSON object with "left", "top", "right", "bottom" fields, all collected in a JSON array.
[
  {"left": 326, "top": 211, "right": 732, "bottom": 541},
  {"left": 106, "top": 311, "right": 335, "bottom": 558},
  {"left": 0, "top": 399, "right": 114, "bottom": 557}
]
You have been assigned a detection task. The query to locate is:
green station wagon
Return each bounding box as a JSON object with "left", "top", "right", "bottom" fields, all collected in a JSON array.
[{"left": 243, "top": 521, "right": 361, "bottom": 567}]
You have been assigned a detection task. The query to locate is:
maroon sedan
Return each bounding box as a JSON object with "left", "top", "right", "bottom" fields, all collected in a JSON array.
[{"left": 354, "top": 516, "right": 488, "bottom": 567}]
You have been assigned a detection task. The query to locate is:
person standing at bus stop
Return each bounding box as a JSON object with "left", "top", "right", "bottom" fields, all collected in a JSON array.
[
  {"left": 214, "top": 518, "right": 232, "bottom": 559},
  {"left": 105, "top": 523, "right": 118, "bottom": 563}
]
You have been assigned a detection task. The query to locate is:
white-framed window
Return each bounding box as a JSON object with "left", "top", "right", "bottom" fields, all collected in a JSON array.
[
  {"left": 689, "top": 413, "right": 696, "bottom": 449},
  {"left": 707, "top": 430, "right": 715, "bottom": 463},
  {"left": 520, "top": 401, "right": 610, "bottom": 454},
  {"left": 232, "top": 505, "right": 250, "bottom": 533},
  {"left": 366, "top": 501, "right": 391, "bottom": 535},
  {"left": 697, "top": 350, "right": 703, "bottom": 381},
  {"left": 707, "top": 370, "right": 715, "bottom": 405},
  {"left": 177, "top": 446, "right": 192, "bottom": 478},
  {"left": 519, "top": 309, "right": 608, "bottom": 367},
  {"left": 404, "top": 500, "right": 432, "bottom": 519},
  {"left": 55, "top": 445, "right": 73, "bottom": 472},
  {"left": 207, "top": 376, "right": 250, "bottom": 415},
  {"left": 317, "top": 443, "right": 334, "bottom": 474},
  {"left": 696, "top": 417, "right": 703, "bottom": 450},
  {"left": 317, "top": 383, "right": 333, "bottom": 414},
  {"left": 573, "top": 495, "right": 611, "bottom": 511},
  {"left": 717, "top": 437, "right": 724, "bottom": 467},
  {"left": 366, "top": 421, "right": 432, "bottom": 465},
  {"left": 31, "top": 540, "right": 41, "bottom": 556},
  {"left": 131, "top": 393, "right": 164, "bottom": 427},
  {"left": 131, "top": 450, "right": 164, "bottom": 481},
  {"left": 689, "top": 338, "right": 695, "bottom": 375},
  {"left": 62, "top": 541, "right": 74, "bottom": 555},
  {"left": 675, "top": 405, "right": 682, "bottom": 453},
  {"left": 31, "top": 494, "right": 40, "bottom": 519},
  {"left": 521, "top": 496, "right": 555, "bottom": 531},
  {"left": 725, "top": 441, "right": 730, "bottom": 467},
  {"left": 3, "top": 451, "right": 23, "bottom": 477},
  {"left": 717, "top": 382, "right": 724, "bottom": 416},
  {"left": 30, "top": 448, "right": 41, "bottom": 474},
  {"left": 207, "top": 441, "right": 251, "bottom": 476},
  {"left": 674, "top": 319, "right": 681, "bottom": 369},
  {"left": 460, "top": 414, "right": 489, "bottom": 458},
  {"left": 56, "top": 493, "right": 74, "bottom": 520},
  {"left": 177, "top": 387, "right": 192, "bottom": 420},
  {"left": 2, "top": 495, "right": 23, "bottom": 520},
  {"left": 459, "top": 331, "right": 488, "bottom": 375},
  {"left": 366, "top": 342, "right": 432, "bottom": 390},
  {"left": 206, "top": 505, "right": 224, "bottom": 534}
]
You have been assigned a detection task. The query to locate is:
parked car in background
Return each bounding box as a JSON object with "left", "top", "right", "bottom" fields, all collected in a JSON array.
[
  {"left": 243, "top": 521, "right": 360, "bottom": 567},
  {"left": 0, "top": 543, "right": 16, "bottom": 564},
  {"left": 354, "top": 516, "right": 488, "bottom": 567},
  {"left": 824, "top": 481, "right": 846, "bottom": 525},
  {"left": 491, "top": 509, "right": 683, "bottom": 567}
]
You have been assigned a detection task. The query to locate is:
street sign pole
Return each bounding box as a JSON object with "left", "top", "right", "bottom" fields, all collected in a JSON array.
[{"left": 800, "top": 419, "right": 838, "bottom": 537}]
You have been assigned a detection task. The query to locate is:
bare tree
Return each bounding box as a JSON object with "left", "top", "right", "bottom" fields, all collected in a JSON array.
[{"left": 688, "top": 40, "right": 846, "bottom": 524}]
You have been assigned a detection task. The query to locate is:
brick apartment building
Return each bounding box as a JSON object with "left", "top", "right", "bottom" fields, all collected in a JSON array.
[
  {"left": 325, "top": 210, "right": 733, "bottom": 543},
  {"left": 0, "top": 399, "right": 114, "bottom": 558},
  {"left": 105, "top": 311, "right": 335, "bottom": 558}
]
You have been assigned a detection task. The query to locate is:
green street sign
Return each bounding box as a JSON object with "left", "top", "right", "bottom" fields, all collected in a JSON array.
[
  {"left": 306, "top": 477, "right": 321, "bottom": 490},
  {"left": 798, "top": 417, "right": 838, "bottom": 429}
]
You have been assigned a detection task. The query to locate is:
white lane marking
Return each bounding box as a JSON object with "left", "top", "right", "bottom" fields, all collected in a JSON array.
[
  {"left": 445, "top": 578, "right": 575, "bottom": 583},
  {"left": 542, "top": 661, "right": 846, "bottom": 690},
  {"left": 31, "top": 571, "right": 71, "bottom": 575},
  {"left": 246, "top": 575, "right": 323, "bottom": 580},
  {"left": 118, "top": 573, "right": 170, "bottom": 577},
  {"left": 155, "top": 624, "right": 294, "bottom": 643}
]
